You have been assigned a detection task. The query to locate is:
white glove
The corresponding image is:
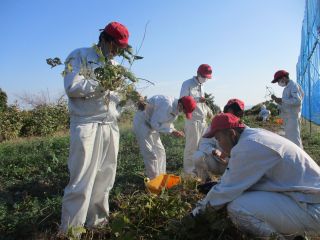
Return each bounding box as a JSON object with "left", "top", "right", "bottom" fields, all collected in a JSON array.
[{"left": 192, "top": 206, "right": 202, "bottom": 216}]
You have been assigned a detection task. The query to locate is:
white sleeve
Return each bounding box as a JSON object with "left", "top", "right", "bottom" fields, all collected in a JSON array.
[
  {"left": 64, "top": 52, "right": 103, "bottom": 98},
  {"left": 194, "top": 141, "right": 279, "bottom": 211},
  {"left": 282, "top": 83, "right": 303, "bottom": 106},
  {"left": 180, "top": 81, "right": 189, "bottom": 98},
  {"left": 198, "top": 137, "right": 219, "bottom": 156}
]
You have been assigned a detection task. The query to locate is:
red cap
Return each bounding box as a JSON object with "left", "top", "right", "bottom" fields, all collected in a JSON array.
[
  {"left": 197, "top": 64, "right": 212, "bottom": 79},
  {"left": 203, "top": 113, "right": 245, "bottom": 138},
  {"left": 271, "top": 70, "right": 289, "bottom": 83},
  {"left": 180, "top": 96, "right": 197, "bottom": 119},
  {"left": 225, "top": 99, "right": 245, "bottom": 111},
  {"left": 104, "top": 22, "right": 129, "bottom": 48}
]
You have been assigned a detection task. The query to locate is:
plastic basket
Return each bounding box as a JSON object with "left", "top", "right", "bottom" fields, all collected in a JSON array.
[
  {"left": 274, "top": 118, "right": 284, "bottom": 125},
  {"left": 145, "top": 174, "right": 181, "bottom": 194}
]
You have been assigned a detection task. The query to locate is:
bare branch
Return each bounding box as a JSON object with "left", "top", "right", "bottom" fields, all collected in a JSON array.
[{"left": 137, "top": 77, "right": 155, "bottom": 86}]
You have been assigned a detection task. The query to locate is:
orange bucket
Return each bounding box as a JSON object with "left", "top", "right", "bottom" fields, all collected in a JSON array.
[
  {"left": 274, "top": 118, "right": 283, "bottom": 125},
  {"left": 145, "top": 174, "right": 181, "bottom": 194}
]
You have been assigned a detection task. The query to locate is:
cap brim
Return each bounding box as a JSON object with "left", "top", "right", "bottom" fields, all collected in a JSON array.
[
  {"left": 271, "top": 79, "right": 278, "bottom": 83},
  {"left": 203, "top": 74, "right": 212, "bottom": 79},
  {"left": 116, "top": 39, "right": 129, "bottom": 49},
  {"left": 202, "top": 129, "right": 216, "bottom": 138},
  {"left": 185, "top": 112, "right": 193, "bottom": 119}
]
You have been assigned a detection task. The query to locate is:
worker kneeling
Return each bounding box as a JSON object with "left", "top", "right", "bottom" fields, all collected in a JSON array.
[
  {"left": 133, "top": 95, "right": 196, "bottom": 179},
  {"left": 192, "top": 113, "right": 320, "bottom": 238},
  {"left": 193, "top": 98, "right": 245, "bottom": 182}
]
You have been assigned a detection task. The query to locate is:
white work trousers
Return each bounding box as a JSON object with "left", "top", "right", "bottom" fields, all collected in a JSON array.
[
  {"left": 193, "top": 153, "right": 227, "bottom": 181},
  {"left": 283, "top": 115, "right": 303, "bottom": 148},
  {"left": 133, "top": 111, "right": 166, "bottom": 179},
  {"left": 183, "top": 119, "right": 207, "bottom": 174},
  {"left": 227, "top": 191, "right": 320, "bottom": 238},
  {"left": 60, "top": 121, "right": 119, "bottom": 232}
]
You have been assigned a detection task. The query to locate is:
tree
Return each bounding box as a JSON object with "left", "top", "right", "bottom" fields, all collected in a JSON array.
[
  {"left": 204, "top": 93, "right": 221, "bottom": 114},
  {"left": 0, "top": 88, "right": 7, "bottom": 112}
]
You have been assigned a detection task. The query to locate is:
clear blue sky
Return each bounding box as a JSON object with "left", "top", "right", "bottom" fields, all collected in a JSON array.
[{"left": 0, "top": 0, "right": 305, "bottom": 108}]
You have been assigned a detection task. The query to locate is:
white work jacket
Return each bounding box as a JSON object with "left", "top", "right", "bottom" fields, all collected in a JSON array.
[
  {"left": 64, "top": 47, "right": 119, "bottom": 123},
  {"left": 198, "top": 128, "right": 221, "bottom": 156},
  {"left": 280, "top": 80, "right": 304, "bottom": 118},
  {"left": 144, "top": 95, "right": 179, "bottom": 134},
  {"left": 196, "top": 127, "right": 320, "bottom": 210},
  {"left": 180, "top": 77, "right": 208, "bottom": 121}
]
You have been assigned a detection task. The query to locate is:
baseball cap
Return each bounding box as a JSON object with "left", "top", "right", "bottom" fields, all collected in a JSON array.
[
  {"left": 203, "top": 113, "right": 245, "bottom": 138},
  {"left": 197, "top": 64, "right": 212, "bottom": 79},
  {"left": 104, "top": 22, "right": 129, "bottom": 48},
  {"left": 225, "top": 99, "right": 245, "bottom": 111},
  {"left": 180, "top": 96, "right": 197, "bottom": 119},
  {"left": 271, "top": 70, "right": 289, "bottom": 83}
]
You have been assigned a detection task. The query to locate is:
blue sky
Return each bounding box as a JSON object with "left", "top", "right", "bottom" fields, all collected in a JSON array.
[{"left": 0, "top": 0, "right": 305, "bottom": 108}]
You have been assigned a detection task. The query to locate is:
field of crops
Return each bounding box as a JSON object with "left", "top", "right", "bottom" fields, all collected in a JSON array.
[{"left": 0, "top": 116, "right": 319, "bottom": 240}]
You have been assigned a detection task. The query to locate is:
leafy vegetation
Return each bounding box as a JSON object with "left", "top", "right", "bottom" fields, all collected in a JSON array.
[
  {"left": 204, "top": 93, "right": 221, "bottom": 114},
  {"left": 0, "top": 111, "right": 319, "bottom": 239},
  {"left": 0, "top": 88, "right": 7, "bottom": 113}
]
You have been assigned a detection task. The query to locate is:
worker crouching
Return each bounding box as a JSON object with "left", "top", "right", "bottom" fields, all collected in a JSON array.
[
  {"left": 192, "top": 113, "right": 320, "bottom": 239},
  {"left": 133, "top": 95, "right": 196, "bottom": 179}
]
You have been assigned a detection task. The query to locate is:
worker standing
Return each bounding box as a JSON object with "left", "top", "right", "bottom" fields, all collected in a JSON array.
[
  {"left": 271, "top": 70, "right": 304, "bottom": 148},
  {"left": 60, "top": 21, "right": 130, "bottom": 233},
  {"left": 180, "top": 64, "right": 213, "bottom": 175},
  {"left": 133, "top": 95, "right": 196, "bottom": 179}
]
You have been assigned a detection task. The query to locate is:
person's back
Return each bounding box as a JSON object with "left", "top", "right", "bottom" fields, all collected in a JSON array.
[
  {"left": 233, "top": 128, "right": 320, "bottom": 199},
  {"left": 133, "top": 95, "right": 196, "bottom": 179}
]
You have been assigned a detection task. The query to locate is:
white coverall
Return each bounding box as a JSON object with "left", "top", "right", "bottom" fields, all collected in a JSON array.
[
  {"left": 193, "top": 128, "right": 227, "bottom": 181},
  {"left": 61, "top": 47, "right": 120, "bottom": 231},
  {"left": 280, "top": 79, "right": 304, "bottom": 148},
  {"left": 180, "top": 77, "right": 212, "bottom": 174},
  {"left": 133, "top": 95, "right": 179, "bottom": 179},
  {"left": 258, "top": 105, "right": 271, "bottom": 122},
  {"left": 193, "top": 127, "right": 320, "bottom": 238}
]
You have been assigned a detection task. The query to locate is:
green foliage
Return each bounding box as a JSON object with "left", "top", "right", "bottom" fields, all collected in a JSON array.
[
  {"left": 0, "top": 105, "right": 23, "bottom": 141},
  {"left": 46, "top": 57, "right": 62, "bottom": 68},
  {"left": 169, "top": 207, "right": 249, "bottom": 240},
  {"left": 0, "top": 136, "right": 69, "bottom": 238},
  {"left": 2, "top": 119, "right": 319, "bottom": 239},
  {"left": 20, "top": 103, "right": 69, "bottom": 137},
  {"left": 0, "top": 88, "right": 7, "bottom": 112},
  {"left": 204, "top": 93, "right": 221, "bottom": 114}
]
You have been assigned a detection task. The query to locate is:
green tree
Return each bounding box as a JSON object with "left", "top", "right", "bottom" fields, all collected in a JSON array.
[
  {"left": 0, "top": 88, "right": 8, "bottom": 112},
  {"left": 204, "top": 93, "right": 221, "bottom": 114}
]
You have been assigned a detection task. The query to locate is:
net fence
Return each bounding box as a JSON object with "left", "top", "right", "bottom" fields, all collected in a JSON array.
[{"left": 297, "top": 0, "right": 320, "bottom": 125}]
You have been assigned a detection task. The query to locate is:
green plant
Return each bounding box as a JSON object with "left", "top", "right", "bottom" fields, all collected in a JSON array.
[
  {"left": 204, "top": 93, "right": 221, "bottom": 114},
  {"left": 20, "top": 103, "right": 69, "bottom": 137},
  {"left": 0, "top": 105, "right": 23, "bottom": 141},
  {"left": 0, "top": 88, "right": 7, "bottom": 112}
]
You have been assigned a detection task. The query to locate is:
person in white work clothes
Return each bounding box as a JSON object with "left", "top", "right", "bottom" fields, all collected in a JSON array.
[
  {"left": 180, "top": 64, "right": 213, "bottom": 175},
  {"left": 271, "top": 70, "right": 304, "bottom": 148},
  {"left": 193, "top": 98, "right": 245, "bottom": 182},
  {"left": 60, "top": 21, "right": 130, "bottom": 233},
  {"left": 192, "top": 113, "right": 320, "bottom": 239},
  {"left": 258, "top": 104, "right": 271, "bottom": 122},
  {"left": 133, "top": 95, "right": 196, "bottom": 180}
]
